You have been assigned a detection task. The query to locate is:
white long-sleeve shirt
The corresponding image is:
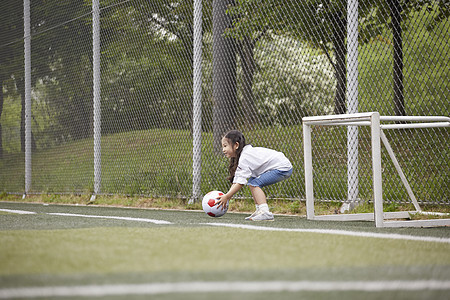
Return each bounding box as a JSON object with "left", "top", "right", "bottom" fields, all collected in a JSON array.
[{"left": 233, "top": 145, "right": 292, "bottom": 185}]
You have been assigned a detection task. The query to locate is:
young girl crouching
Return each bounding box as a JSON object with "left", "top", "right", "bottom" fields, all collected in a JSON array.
[{"left": 216, "top": 130, "right": 293, "bottom": 221}]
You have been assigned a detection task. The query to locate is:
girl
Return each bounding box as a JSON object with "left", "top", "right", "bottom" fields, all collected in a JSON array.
[{"left": 217, "top": 130, "right": 293, "bottom": 221}]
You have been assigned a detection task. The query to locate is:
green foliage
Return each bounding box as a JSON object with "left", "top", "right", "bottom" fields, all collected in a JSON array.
[
  {"left": 100, "top": 0, "right": 195, "bottom": 133},
  {"left": 359, "top": 3, "right": 450, "bottom": 116},
  {"left": 251, "top": 35, "right": 335, "bottom": 125},
  {"left": 0, "top": 0, "right": 447, "bottom": 206},
  {"left": 0, "top": 94, "right": 21, "bottom": 153},
  {"left": 228, "top": 0, "right": 448, "bottom": 49},
  {"left": 288, "top": 199, "right": 303, "bottom": 214},
  {"left": 1, "top": 0, "right": 448, "bottom": 153}
]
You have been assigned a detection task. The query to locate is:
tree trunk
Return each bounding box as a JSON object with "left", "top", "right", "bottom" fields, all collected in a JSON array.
[
  {"left": 212, "top": 0, "right": 237, "bottom": 154},
  {"left": 0, "top": 78, "right": 3, "bottom": 159},
  {"left": 390, "top": 0, "right": 405, "bottom": 117},
  {"left": 333, "top": 12, "right": 347, "bottom": 115},
  {"left": 239, "top": 36, "right": 258, "bottom": 127},
  {"left": 18, "top": 78, "right": 26, "bottom": 153}
]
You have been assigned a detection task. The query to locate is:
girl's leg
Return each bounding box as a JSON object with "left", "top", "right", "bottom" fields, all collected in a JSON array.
[
  {"left": 244, "top": 186, "right": 268, "bottom": 220},
  {"left": 246, "top": 169, "right": 292, "bottom": 221},
  {"left": 248, "top": 185, "right": 272, "bottom": 221},
  {"left": 250, "top": 185, "right": 267, "bottom": 205}
]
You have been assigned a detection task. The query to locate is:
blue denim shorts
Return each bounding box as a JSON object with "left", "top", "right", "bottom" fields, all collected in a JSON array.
[{"left": 247, "top": 168, "right": 293, "bottom": 188}]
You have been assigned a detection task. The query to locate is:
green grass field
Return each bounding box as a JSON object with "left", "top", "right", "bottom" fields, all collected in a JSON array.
[{"left": 1, "top": 201, "right": 449, "bottom": 299}]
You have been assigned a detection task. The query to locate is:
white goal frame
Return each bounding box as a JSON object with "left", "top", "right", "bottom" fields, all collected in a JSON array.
[{"left": 302, "top": 112, "right": 450, "bottom": 228}]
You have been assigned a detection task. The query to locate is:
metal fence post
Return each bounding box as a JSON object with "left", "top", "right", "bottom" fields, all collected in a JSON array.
[
  {"left": 23, "top": 0, "right": 32, "bottom": 197},
  {"left": 191, "top": 0, "right": 203, "bottom": 203},
  {"left": 92, "top": 0, "right": 101, "bottom": 200},
  {"left": 345, "top": 0, "right": 359, "bottom": 212}
]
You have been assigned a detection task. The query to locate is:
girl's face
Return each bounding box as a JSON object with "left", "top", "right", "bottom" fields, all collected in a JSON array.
[{"left": 222, "top": 137, "right": 238, "bottom": 158}]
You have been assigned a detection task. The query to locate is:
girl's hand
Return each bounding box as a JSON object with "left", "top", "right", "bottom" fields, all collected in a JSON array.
[
  {"left": 215, "top": 183, "right": 243, "bottom": 210},
  {"left": 216, "top": 194, "right": 231, "bottom": 210}
]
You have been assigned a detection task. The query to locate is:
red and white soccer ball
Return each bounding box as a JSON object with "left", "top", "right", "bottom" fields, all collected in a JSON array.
[{"left": 202, "top": 190, "right": 228, "bottom": 217}]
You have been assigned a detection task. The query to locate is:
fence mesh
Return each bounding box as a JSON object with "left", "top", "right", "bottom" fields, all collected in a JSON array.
[{"left": 0, "top": 0, "right": 448, "bottom": 205}]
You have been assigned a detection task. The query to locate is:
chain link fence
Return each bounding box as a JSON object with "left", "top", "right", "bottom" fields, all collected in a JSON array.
[{"left": 0, "top": 0, "right": 448, "bottom": 206}]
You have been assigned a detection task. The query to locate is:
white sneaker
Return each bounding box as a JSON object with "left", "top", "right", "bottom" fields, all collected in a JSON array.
[
  {"left": 245, "top": 209, "right": 260, "bottom": 220},
  {"left": 249, "top": 211, "right": 274, "bottom": 221}
]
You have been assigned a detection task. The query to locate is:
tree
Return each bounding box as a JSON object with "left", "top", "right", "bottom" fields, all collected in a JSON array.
[
  {"left": 99, "top": 0, "right": 203, "bottom": 133},
  {"left": 32, "top": 0, "right": 93, "bottom": 142},
  {"left": 392, "top": 0, "right": 448, "bottom": 116},
  {"left": 389, "top": 0, "right": 405, "bottom": 117},
  {"left": 0, "top": 0, "right": 94, "bottom": 150},
  {"left": 360, "top": 0, "right": 449, "bottom": 116},
  {"left": 227, "top": 0, "right": 353, "bottom": 114},
  {"left": 0, "top": 77, "right": 3, "bottom": 159},
  {"left": 212, "top": 0, "right": 237, "bottom": 153},
  {"left": 0, "top": 0, "right": 24, "bottom": 156},
  {"left": 238, "top": 35, "right": 258, "bottom": 125}
]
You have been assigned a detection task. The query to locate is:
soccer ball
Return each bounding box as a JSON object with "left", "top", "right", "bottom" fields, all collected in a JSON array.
[{"left": 202, "top": 190, "right": 228, "bottom": 217}]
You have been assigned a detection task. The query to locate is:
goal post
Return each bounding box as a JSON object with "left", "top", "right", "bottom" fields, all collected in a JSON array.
[{"left": 302, "top": 112, "right": 450, "bottom": 228}]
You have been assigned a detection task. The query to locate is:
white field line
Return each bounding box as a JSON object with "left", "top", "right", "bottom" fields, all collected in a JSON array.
[
  {"left": 47, "top": 213, "right": 172, "bottom": 225},
  {"left": 204, "top": 223, "right": 450, "bottom": 244},
  {"left": 1, "top": 280, "right": 449, "bottom": 298},
  {"left": 2, "top": 207, "right": 449, "bottom": 243},
  {"left": 0, "top": 209, "right": 36, "bottom": 214}
]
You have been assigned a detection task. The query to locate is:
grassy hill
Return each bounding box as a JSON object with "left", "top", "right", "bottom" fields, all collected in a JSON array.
[{"left": 1, "top": 125, "right": 448, "bottom": 210}]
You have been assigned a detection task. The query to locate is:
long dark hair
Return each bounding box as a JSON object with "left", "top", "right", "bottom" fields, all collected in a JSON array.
[{"left": 223, "top": 130, "right": 246, "bottom": 183}]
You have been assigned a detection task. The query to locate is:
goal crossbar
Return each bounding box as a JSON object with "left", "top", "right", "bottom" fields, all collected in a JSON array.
[{"left": 302, "top": 112, "right": 450, "bottom": 228}]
